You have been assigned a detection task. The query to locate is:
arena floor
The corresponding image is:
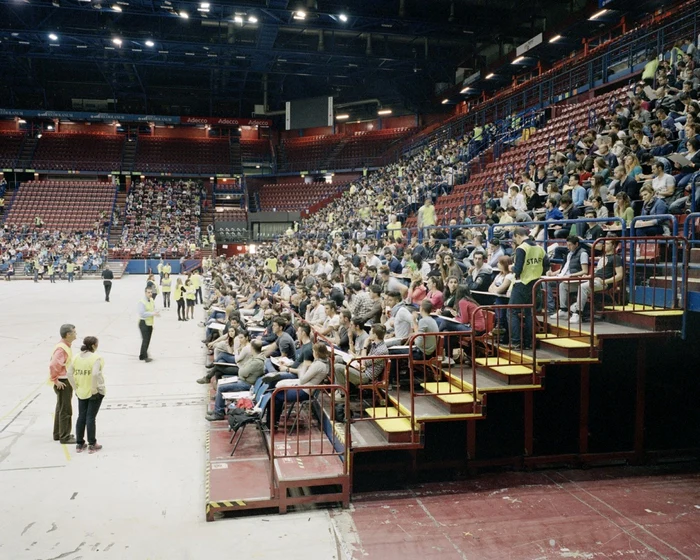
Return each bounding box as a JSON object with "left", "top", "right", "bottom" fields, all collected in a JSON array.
[{"left": 2, "top": 275, "right": 699, "bottom": 560}]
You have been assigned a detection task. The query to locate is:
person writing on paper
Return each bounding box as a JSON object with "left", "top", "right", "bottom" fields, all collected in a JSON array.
[
  {"left": 264, "top": 322, "right": 314, "bottom": 378},
  {"left": 67, "top": 336, "right": 106, "bottom": 454},
  {"left": 50, "top": 324, "right": 78, "bottom": 444},
  {"left": 270, "top": 343, "right": 330, "bottom": 428},
  {"left": 206, "top": 340, "right": 266, "bottom": 421},
  {"left": 198, "top": 330, "right": 252, "bottom": 385}
]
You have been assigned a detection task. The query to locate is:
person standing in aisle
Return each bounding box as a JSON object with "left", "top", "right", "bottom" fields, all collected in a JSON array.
[
  {"left": 185, "top": 278, "right": 196, "bottom": 320},
  {"left": 101, "top": 267, "right": 114, "bottom": 302},
  {"left": 161, "top": 273, "right": 172, "bottom": 309},
  {"left": 146, "top": 273, "right": 159, "bottom": 304},
  {"left": 508, "top": 227, "right": 549, "bottom": 350},
  {"left": 191, "top": 269, "right": 203, "bottom": 304},
  {"left": 138, "top": 287, "right": 160, "bottom": 362},
  {"left": 66, "top": 260, "right": 75, "bottom": 283},
  {"left": 174, "top": 278, "right": 186, "bottom": 321},
  {"left": 162, "top": 260, "right": 172, "bottom": 280},
  {"left": 67, "top": 336, "right": 106, "bottom": 454},
  {"left": 157, "top": 258, "right": 164, "bottom": 284},
  {"left": 48, "top": 262, "right": 56, "bottom": 283},
  {"left": 50, "top": 324, "right": 77, "bottom": 444}
]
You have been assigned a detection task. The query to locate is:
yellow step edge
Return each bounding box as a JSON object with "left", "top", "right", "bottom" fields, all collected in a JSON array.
[
  {"left": 636, "top": 310, "right": 683, "bottom": 317},
  {"left": 491, "top": 365, "right": 534, "bottom": 375},
  {"left": 371, "top": 417, "right": 414, "bottom": 433},
  {"left": 421, "top": 382, "right": 474, "bottom": 404},
  {"left": 540, "top": 338, "right": 591, "bottom": 349},
  {"left": 384, "top": 397, "right": 412, "bottom": 417},
  {"left": 604, "top": 304, "right": 660, "bottom": 311},
  {"left": 365, "top": 406, "right": 401, "bottom": 418},
  {"left": 442, "top": 371, "right": 474, "bottom": 392},
  {"left": 476, "top": 357, "right": 517, "bottom": 367}
]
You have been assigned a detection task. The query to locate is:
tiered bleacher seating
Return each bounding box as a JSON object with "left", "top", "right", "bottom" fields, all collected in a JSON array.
[
  {"left": 215, "top": 208, "right": 248, "bottom": 242},
  {"left": 279, "top": 135, "right": 344, "bottom": 172},
  {"left": 134, "top": 137, "right": 231, "bottom": 174},
  {"left": 331, "top": 127, "right": 417, "bottom": 169},
  {"left": 240, "top": 139, "right": 272, "bottom": 163},
  {"left": 0, "top": 132, "right": 25, "bottom": 168},
  {"left": 411, "top": 88, "right": 624, "bottom": 227},
  {"left": 259, "top": 182, "right": 339, "bottom": 211},
  {"left": 31, "top": 133, "right": 125, "bottom": 171},
  {"left": 215, "top": 208, "right": 247, "bottom": 222},
  {"left": 4, "top": 181, "right": 116, "bottom": 230}
]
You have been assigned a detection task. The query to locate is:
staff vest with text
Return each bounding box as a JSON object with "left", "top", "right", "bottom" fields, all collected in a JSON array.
[
  {"left": 71, "top": 352, "right": 104, "bottom": 399},
  {"left": 517, "top": 241, "right": 546, "bottom": 285}
]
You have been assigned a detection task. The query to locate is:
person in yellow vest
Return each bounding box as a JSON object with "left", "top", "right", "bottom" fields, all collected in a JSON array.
[
  {"left": 386, "top": 214, "right": 403, "bottom": 240},
  {"left": 508, "top": 227, "right": 549, "bottom": 350},
  {"left": 49, "top": 324, "right": 77, "bottom": 444},
  {"left": 161, "top": 273, "right": 172, "bottom": 309},
  {"left": 33, "top": 258, "right": 40, "bottom": 283},
  {"left": 157, "top": 258, "right": 164, "bottom": 284},
  {"left": 264, "top": 256, "right": 278, "bottom": 274},
  {"left": 191, "top": 270, "right": 203, "bottom": 304},
  {"left": 184, "top": 278, "right": 196, "bottom": 320},
  {"left": 47, "top": 262, "right": 56, "bottom": 283},
  {"left": 67, "top": 336, "right": 105, "bottom": 454},
  {"left": 66, "top": 260, "right": 75, "bottom": 283},
  {"left": 162, "top": 261, "right": 172, "bottom": 277},
  {"left": 174, "top": 277, "right": 186, "bottom": 321},
  {"left": 138, "top": 287, "right": 160, "bottom": 362}
]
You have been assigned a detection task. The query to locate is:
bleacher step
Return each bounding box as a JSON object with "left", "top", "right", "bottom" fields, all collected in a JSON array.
[
  {"left": 538, "top": 337, "right": 596, "bottom": 359},
  {"left": 419, "top": 382, "right": 475, "bottom": 413},
  {"left": 604, "top": 309, "right": 682, "bottom": 332},
  {"left": 364, "top": 407, "right": 417, "bottom": 443}
]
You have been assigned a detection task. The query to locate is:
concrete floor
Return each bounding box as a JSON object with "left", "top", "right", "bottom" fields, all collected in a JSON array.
[{"left": 0, "top": 276, "right": 340, "bottom": 560}]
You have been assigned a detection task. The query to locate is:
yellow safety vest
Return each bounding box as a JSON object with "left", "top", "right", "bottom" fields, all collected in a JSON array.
[
  {"left": 50, "top": 342, "right": 73, "bottom": 381},
  {"left": 162, "top": 264, "right": 171, "bottom": 275},
  {"left": 185, "top": 285, "right": 196, "bottom": 300},
  {"left": 174, "top": 285, "right": 184, "bottom": 301},
  {"left": 71, "top": 352, "right": 105, "bottom": 399},
  {"left": 161, "top": 278, "right": 172, "bottom": 293},
  {"left": 66, "top": 263, "right": 75, "bottom": 273},
  {"left": 516, "top": 241, "right": 546, "bottom": 285},
  {"left": 191, "top": 274, "right": 201, "bottom": 289},
  {"left": 141, "top": 298, "right": 155, "bottom": 326},
  {"left": 47, "top": 265, "right": 54, "bottom": 275},
  {"left": 157, "top": 263, "right": 163, "bottom": 274}
]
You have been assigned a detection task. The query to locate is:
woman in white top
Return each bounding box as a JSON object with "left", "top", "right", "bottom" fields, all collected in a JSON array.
[{"left": 487, "top": 256, "right": 514, "bottom": 339}]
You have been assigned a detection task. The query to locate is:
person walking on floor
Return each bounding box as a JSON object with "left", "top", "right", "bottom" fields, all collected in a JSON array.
[
  {"left": 174, "top": 278, "right": 186, "bottom": 321},
  {"left": 101, "top": 267, "right": 114, "bottom": 302},
  {"left": 138, "top": 287, "right": 160, "bottom": 362},
  {"left": 161, "top": 273, "right": 172, "bottom": 309},
  {"left": 50, "top": 324, "right": 77, "bottom": 444},
  {"left": 67, "top": 336, "right": 106, "bottom": 454}
]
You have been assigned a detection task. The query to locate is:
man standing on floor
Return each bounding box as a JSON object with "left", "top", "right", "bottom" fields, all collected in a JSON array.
[
  {"left": 137, "top": 287, "right": 160, "bottom": 362},
  {"left": 101, "top": 267, "right": 114, "bottom": 302},
  {"left": 50, "top": 324, "right": 77, "bottom": 444},
  {"left": 191, "top": 269, "right": 203, "bottom": 304}
]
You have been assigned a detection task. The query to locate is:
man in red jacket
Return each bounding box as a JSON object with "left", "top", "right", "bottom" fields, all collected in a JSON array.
[{"left": 50, "top": 324, "right": 77, "bottom": 444}]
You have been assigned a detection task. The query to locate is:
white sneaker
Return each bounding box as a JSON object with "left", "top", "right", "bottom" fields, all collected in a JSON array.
[
  {"left": 549, "top": 309, "right": 568, "bottom": 320},
  {"left": 570, "top": 313, "right": 580, "bottom": 323},
  {"left": 569, "top": 303, "right": 578, "bottom": 314}
]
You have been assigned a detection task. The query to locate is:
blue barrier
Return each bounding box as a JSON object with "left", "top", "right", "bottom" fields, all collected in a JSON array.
[{"left": 124, "top": 259, "right": 184, "bottom": 275}]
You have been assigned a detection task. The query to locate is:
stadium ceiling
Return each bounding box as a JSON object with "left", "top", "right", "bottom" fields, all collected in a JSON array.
[{"left": 0, "top": 0, "right": 592, "bottom": 118}]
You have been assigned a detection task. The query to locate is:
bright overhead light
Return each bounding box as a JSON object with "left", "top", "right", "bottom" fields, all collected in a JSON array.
[
  {"left": 293, "top": 10, "right": 306, "bottom": 20},
  {"left": 145, "top": 40, "right": 154, "bottom": 47},
  {"left": 336, "top": 114, "right": 350, "bottom": 120},
  {"left": 549, "top": 34, "right": 562, "bottom": 43},
  {"left": 112, "top": 37, "right": 122, "bottom": 46},
  {"left": 37, "top": 133, "right": 43, "bottom": 138},
  {"left": 441, "top": 99, "right": 449, "bottom": 104},
  {"left": 377, "top": 108, "right": 392, "bottom": 115},
  {"left": 512, "top": 56, "right": 525, "bottom": 64},
  {"left": 111, "top": 4, "right": 122, "bottom": 11},
  {"left": 460, "top": 87, "right": 470, "bottom": 94},
  {"left": 47, "top": 125, "right": 54, "bottom": 130},
  {"left": 200, "top": 2, "right": 209, "bottom": 8},
  {"left": 338, "top": 13, "right": 348, "bottom": 22},
  {"left": 18, "top": 119, "right": 26, "bottom": 124},
  {"left": 234, "top": 15, "right": 243, "bottom": 23},
  {"left": 48, "top": 33, "right": 58, "bottom": 41},
  {"left": 180, "top": 11, "right": 189, "bottom": 18},
  {"left": 589, "top": 9, "right": 607, "bottom": 20},
  {"left": 248, "top": 15, "right": 258, "bottom": 23},
  {"left": 485, "top": 73, "right": 495, "bottom": 79}
]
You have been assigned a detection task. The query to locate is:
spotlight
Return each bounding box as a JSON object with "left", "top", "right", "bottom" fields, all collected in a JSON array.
[
  {"left": 339, "top": 13, "right": 348, "bottom": 22},
  {"left": 112, "top": 37, "right": 122, "bottom": 46},
  {"left": 111, "top": 4, "right": 122, "bottom": 11},
  {"left": 145, "top": 40, "right": 154, "bottom": 47},
  {"left": 48, "top": 33, "right": 58, "bottom": 41}
]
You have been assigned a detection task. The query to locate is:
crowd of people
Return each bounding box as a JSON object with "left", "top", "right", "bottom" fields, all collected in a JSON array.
[
  {"left": 111, "top": 179, "right": 205, "bottom": 258},
  {"left": 0, "top": 224, "right": 108, "bottom": 280}
]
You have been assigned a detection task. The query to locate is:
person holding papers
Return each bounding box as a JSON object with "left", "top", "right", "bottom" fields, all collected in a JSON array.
[
  {"left": 206, "top": 340, "right": 265, "bottom": 421},
  {"left": 197, "top": 330, "right": 249, "bottom": 385},
  {"left": 333, "top": 324, "right": 388, "bottom": 392}
]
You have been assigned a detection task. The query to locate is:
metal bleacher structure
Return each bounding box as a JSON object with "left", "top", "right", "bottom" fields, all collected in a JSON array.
[{"left": 203, "top": 6, "right": 700, "bottom": 518}]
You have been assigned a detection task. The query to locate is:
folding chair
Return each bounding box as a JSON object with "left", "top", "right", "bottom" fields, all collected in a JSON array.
[{"left": 228, "top": 380, "right": 271, "bottom": 457}]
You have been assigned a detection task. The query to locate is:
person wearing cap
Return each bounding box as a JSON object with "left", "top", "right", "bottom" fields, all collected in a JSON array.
[{"left": 508, "top": 227, "right": 549, "bottom": 350}]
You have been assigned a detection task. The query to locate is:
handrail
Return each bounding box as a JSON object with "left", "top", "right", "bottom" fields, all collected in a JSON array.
[
  {"left": 682, "top": 212, "right": 700, "bottom": 240},
  {"left": 691, "top": 172, "right": 700, "bottom": 214},
  {"left": 629, "top": 214, "right": 678, "bottom": 237}
]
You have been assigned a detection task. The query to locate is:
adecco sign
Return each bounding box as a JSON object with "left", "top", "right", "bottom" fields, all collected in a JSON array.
[{"left": 181, "top": 116, "right": 272, "bottom": 127}]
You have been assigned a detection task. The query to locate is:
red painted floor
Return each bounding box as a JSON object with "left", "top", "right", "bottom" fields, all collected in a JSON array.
[{"left": 334, "top": 465, "right": 700, "bottom": 560}]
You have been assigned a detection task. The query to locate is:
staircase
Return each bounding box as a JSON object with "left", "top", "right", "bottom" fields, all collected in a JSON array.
[
  {"left": 200, "top": 207, "right": 216, "bottom": 257},
  {"left": 229, "top": 139, "right": 242, "bottom": 175},
  {"left": 16, "top": 137, "right": 38, "bottom": 169},
  {"left": 321, "top": 136, "right": 350, "bottom": 170},
  {"left": 105, "top": 260, "right": 127, "bottom": 279},
  {"left": 109, "top": 191, "right": 127, "bottom": 247},
  {"left": 121, "top": 138, "right": 138, "bottom": 173}
]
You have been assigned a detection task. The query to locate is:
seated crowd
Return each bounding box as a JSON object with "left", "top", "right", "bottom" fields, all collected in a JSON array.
[{"left": 112, "top": 179, "right": 205, "bottom": 258}]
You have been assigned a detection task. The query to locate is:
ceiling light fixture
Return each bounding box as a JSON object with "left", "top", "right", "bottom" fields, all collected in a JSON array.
[
  {"left": 512, "top": 56, "right": 525, "bottom": 64},
  {"left": 145, "top": 40, "right": 154, "bottom": 47},
  {"left": 47, "top": 125, "right": 54, "bottom": 130},
  {"left": 180, "top": 11, "right": 189, "bottom": 18},
  {"left": 111, "top": 4, "right": 122, "bottom": 11},
  {"left": 441, "top": 99, "right": 449, "bottom": 104},
  {"left": 549, "top": 34, "right": 562, "bottom": 43},
  {"left": 248, "top": 15, "right": 258, "bottom": 23},
  {"left": 48, "top": 33, "right": 58, "bottom": 41},
  {"left": 336, "top": 114, "right": 350, "bottom": 120},
  {"left": 112, "top": 37, "right": 122, "bottom": 46},
  {"left": 234, "top": 15, "right": 243, "bottom": 23},
  {"left": 589, "top": 9, "right": 607, "bottom": 20},
  {"left": 460, "top": 87, "right": 470, "bottom": 94},
  {"left": 293, "top": 10, "right": 306, "bottom": 20},
  {"left": 485, "top": 73, "right": 495, "bottom": 79},
  {"left": 338, "top": 13, "right": 348, "bottom": 22},
  {"left": 377, "top": 109, "right": 392, "bottom": 115}
]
